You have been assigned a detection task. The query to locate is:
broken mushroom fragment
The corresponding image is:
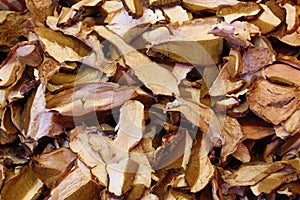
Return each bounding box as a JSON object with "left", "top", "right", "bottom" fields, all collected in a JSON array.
[
  {"left": 182, "top": 0, "right": 239, "bottom": 13},
  {"left": 122, "top": 0, "right": 143, "bottom": 18},
  {"left": 217, "top": 2, "right": 262, "bottom": 24}
]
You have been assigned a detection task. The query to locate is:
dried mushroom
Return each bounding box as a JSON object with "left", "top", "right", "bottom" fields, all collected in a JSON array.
[{"left": 0, "top": 0, "right": 299, "bottom": 199}]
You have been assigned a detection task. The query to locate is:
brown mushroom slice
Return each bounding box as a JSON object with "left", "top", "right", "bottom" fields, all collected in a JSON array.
[
  {"left": 278, "top": 26, "right": 300, "bottom": 46},
  {"left": 232, "top": 143, "right": 251, "bottom": 163},
  {"left": 122, "top": 0, "right": 143, "bottom": 18},
  {"left": 222, "top": 162, "right": 286, "bottom": 186},
  {"left": 182, "top": 0, "right": 239, "bottom": 13},
  {"left": 280, "top": 3, "right": 300, "bottom": 34},
  {"left": 34, "top": 27, "right": 91, "bottom": 63},
  {"left": 220, "top": 116, "right": 243, "bottom": 162},
  {"left": 69, "top": 126, "right": 108, "bottom": 186},
  {"left": 250, "top": 167, "right": 299, "bottom": 196},
  {"left": 264, "top": 64, "right": 300, "bottom": 86},
  {"left": 149, "top": 0, "right": 181, "bottom": 7},
  {"left": 0, "top": 11, "right": 31, "bottom": 48},
  {"left": 241, "top": 47, "right": 275, "bottom": 75},
  {"left": 107, "top": 157, "right": 139, "bottom": 196},
  {"left": 32, "top": 147, "right": 76, "bottom": 188},
  {"left": 143, "top": 19, "right": 223, "bottom": 65},
  {"left": 94, "top": 26, "right": 179, "bottom": 96},
  {"left": 162, "top": 5, "right": 190, "bottom": 24},
  {"left": 249, "top": 4, "right": 281, "bottom": 34},
  {"left": 247, "top": 79, "right": 300, "bottom": 125},
  {"left": 0, "top": 166, "right": 44, "bottom": 200},
  {"left": 227, "top": 49, "right": 242, "bottom": 78},
  {"left": 282, "top": 110, "right": 300, "bottom": 135},
  {"left": 26, "top": 0, "right": 57, "bottom": 22},
  {"left": 227, "top": 101, "right": 249, "bottom": 118},
  {"left": 209, "top": 56, "right": 246, "bottom": 97},
  {"left": 113, "top": 100, "right": 144, "bottom": 151},
  {"left": 209, "top": 21, "right": 260, "bottom": 48},
  {"left": 215, "top": 96, "right": 240, "bottom": 112},
  {"left": 277, "top": 55, "right": 300, "bottom": 70},
  {"left": 217, "top": 2, "right": 262, "bottom": 23},
  {"left": 0, "top": 41, "right": 42, "bottom": 88},
  {"left": 46, "top": 83, "right": 136, "bottom": 116},
  {"left": 48, "top": 159, "right": 100, "bottom": 200}
]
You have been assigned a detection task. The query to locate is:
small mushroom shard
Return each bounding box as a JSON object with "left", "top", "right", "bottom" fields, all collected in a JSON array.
[
  {"left": 143, "top": 19, "right": 223, "bottom": 65},
  {"left": 32, "top": 147, "right": 76, "bottom": 188},
  {"left": 0, "top": 166, "right": 44, "bottom": 200},
  {"left": 264, "top": 64, "right": 300, "bottom": 86},
  {"left": 114, "top": 100, "right": 144, "bottom": 151},
  {"left": 209, "top": 56, "right": 246, "bottom": 96},
  {"left": 93, "top": 26, "right": 179, "bottom": 96},
  {"left": 107, "top": 157, "right": 139, "bottom": 196},
  {"left": 247, "top": 79, "right": 300, "bottom": 125},
  {"left": 249, "top": 4, "right": 282, "bottom": 34},
  {"left": 122, "top": 0, "right": 143, "bottom": 18},
  {"left": 48, "top": 159, "right": 100, "bottom": 200},
  {"left": 217, "top": 2, "right": 262, "bottom": 23},
  {"left": 209, "top": 21, "right": 260, "bottom": 48},
  {"left": 46, "top": 83, "right": 136, "bottom": 116},
  {"left": 241, "top": 47, "right": 276, "bottom": 75},
  {"left": 232, "top": 143, "right": 251, "bottom": 163},
  {"left": 182, "top": 0, "right": 239, "bottom": 13}
]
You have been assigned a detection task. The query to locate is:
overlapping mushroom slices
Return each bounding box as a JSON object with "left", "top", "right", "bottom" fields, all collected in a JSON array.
[{"left": 0, "top": 0, "right": 300, "bottom": 199}]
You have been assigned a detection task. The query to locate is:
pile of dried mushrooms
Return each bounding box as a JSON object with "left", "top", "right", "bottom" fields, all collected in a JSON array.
[{"left": 0, "top": 0, "right": 300, "bottom": 199}]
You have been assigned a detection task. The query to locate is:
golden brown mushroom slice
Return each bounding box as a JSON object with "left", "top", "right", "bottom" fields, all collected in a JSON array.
[
  {"left": 148, "top": 0, "right": 181, "bottom": 7},
  {"left": 217, "top": 2, "right": 262, "bottom": 23},
  {"left": 182, "top": 0, "right": 239, "bottom": 13},
  {"left": 264, "top": 63, "right": 300, "bottom": 86},
  {"left": 278, "top": 26, "right": 300, "bottom": 46},
  {"left": 122, "top": 0, "right": 144, "bottom": 18}
]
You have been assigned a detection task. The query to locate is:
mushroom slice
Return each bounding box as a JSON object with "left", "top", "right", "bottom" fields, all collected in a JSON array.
[
  {"left": 247, "top": 79, "right": 300, "bottom": 125},
  {"left": 249, "top": 4, "right": 281, "bottom": 34},
  {"left": 143, "top": 19, "right": 223, "bottom": 65},
  {"left": 264, "top": 63, "right": 300, "bottom": 86},
  {"left": 209, "top": 56, "right": 246, "bottom": 97},
  {"left": 48, "top": 159, "right": 100, "bottom": 200},
  {"left": 217, "top": 2, "right": 262, "bottom": 23},
  {"left": 280, "top": 3, "right": 300, "bottom": 34},
  {"left": 162, "top": 5, "right": 190, "bottom": 24},
  {"left": 182, "top": 0, "right": 239, "bottom": 13}
]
